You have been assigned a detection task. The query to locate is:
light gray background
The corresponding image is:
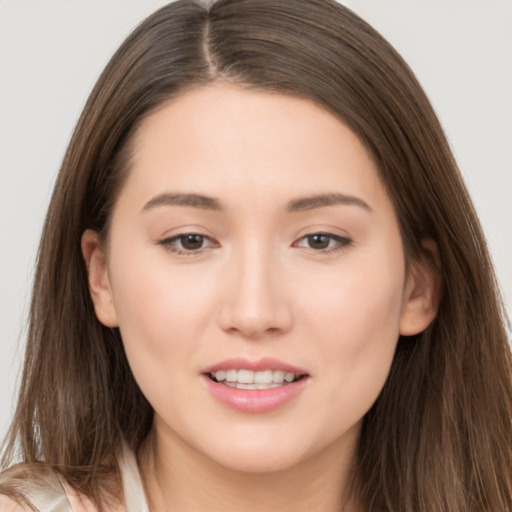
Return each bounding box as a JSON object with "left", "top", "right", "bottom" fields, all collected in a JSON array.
[{"left": 1, "top": 1, "right": 511, "bottom": 441}]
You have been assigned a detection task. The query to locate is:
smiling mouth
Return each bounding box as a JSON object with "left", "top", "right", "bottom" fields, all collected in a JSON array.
[{"left": 208, "top": 369, "right": 307, "bottom": 390}]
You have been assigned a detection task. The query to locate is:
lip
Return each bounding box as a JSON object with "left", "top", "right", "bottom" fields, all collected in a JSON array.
[
  {"left": 202, "top": 375, "right": 309, "bottom": 413},
  {"left": 201, "top": 357, "right": 310, "bottom": 413},
  {"left": 202, "top": 357, "right": 308, "bottom": 376}
]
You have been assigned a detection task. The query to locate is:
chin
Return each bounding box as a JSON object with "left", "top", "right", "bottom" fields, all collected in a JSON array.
[
  {"left": 196, "top": 418, "right": 362, "bottom": 477},
  {"left": 210, "top": 448, "right": 305, "bottom": 474},
  {"left": 194, "top": 428, "right": 329, "bottom": 475}
]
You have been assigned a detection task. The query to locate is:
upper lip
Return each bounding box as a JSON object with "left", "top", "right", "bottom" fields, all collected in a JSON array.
[{"left": 202, "top": 357, "right": 308, "bottom": 376}]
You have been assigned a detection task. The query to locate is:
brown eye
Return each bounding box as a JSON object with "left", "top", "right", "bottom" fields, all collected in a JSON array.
[
  {"left": 159, "top": 233, "right": 218, "bottom": 255},
  {"left": 180, "top": 234, "right": 206, "bottom": 250},
  {"left": 307, "top": 234, "right": 331, "bottom": 250},
  {"left": 293, "top": 232, "right": 352, "bottom": 253}
]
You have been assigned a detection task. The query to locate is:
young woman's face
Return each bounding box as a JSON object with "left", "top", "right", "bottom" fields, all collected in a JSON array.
[{"left": 85, "top": 83, "right": 435, "bottom": 474}]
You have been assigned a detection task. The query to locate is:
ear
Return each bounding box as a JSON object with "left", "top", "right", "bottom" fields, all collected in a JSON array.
[
  {"left": 399, "top": 239, "right": 442, "bottom": 336},
  {"left": 81, "top": 229, "right": 119, "bottom": 327}
]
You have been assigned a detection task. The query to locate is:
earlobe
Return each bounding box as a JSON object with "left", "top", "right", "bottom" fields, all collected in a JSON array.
[
  {"left": 399, "top": 239, "right": 442, "bottom": 336},
  {"left": 81, "top": 229, "right": 119, "bottom": 327}
]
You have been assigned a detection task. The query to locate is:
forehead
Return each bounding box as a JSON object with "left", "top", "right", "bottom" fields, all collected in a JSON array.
[{"left": 123, "top": 82, "right": 388, "bottom": 213}]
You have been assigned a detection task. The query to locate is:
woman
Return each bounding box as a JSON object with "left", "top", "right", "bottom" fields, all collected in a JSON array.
[{"left": 1, "top": 0, "right": 511, "bottom": 510}]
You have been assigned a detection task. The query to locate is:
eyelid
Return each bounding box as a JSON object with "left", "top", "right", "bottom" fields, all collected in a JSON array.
[
  {"left": 158, "top": 232, "right": 220, "bottom": 256},
  {"left": 292, "top": 231, "right": 352, "bottom": 254}
]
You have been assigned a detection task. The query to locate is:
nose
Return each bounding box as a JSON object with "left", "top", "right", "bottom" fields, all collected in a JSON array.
[{"left": 216, "top": 243, "right": 294, "bottom": 339}]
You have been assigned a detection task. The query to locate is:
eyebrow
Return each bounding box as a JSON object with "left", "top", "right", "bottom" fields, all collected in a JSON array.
[
  {"left": 286, "top": 193, "right": 372, "bottom": 213},
  {"left": 142, "top": 192, "right": 372, "bottom": 213},
  {"left": 142, "top": 193, "right": 222, "bottom": 212}
]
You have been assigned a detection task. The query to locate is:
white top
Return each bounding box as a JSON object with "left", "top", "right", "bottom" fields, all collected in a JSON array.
[
  {"left": 117, "top": 446, "right": 149, "bottom": 512},
  {"left": 0, "top": 446, "right": 149, "bottom": 512}
]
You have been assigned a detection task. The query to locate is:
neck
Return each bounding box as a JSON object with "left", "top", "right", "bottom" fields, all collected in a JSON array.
[{"left": 137, "top": 427, "right": 360, "bottom": 512}]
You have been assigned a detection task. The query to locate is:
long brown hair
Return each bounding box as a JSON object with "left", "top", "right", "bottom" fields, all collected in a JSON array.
[{"left": 2, "top": 0, "right": 511, "bottom": 510}]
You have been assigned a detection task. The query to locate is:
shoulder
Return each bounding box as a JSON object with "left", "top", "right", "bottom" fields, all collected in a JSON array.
[
  {"left": 0, "top": 463, "right": 75, "bottom": 512},
  {"left": 0, "top": 444, "right": 138, "bottom": 512},
  {"left": 0, "top": 462, "right": 122, "bottom": 512},
  {"left": 0, "top": 492, "right": 30, "bottom": 512}
]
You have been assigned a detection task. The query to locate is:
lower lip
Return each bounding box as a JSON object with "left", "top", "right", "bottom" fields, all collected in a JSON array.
[{"left": 202, "top": 375, "right": 309, "bottom": 413}]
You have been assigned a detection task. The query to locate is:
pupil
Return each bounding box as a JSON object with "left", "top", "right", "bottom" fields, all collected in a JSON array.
[
  {"left": 308, "top": 234, "right": 330, "bottom": 249},
  {"left": 182, "top": 234, "right": 204, "bottom": 250}
]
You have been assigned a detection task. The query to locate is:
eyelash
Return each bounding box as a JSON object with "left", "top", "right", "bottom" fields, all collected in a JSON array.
[
  {"left": 292, "top": 233, "right": 352, "bottom": 254},
  {"left": 158, "top": 233, "right": 219, "bottom": 256},
  {"left": 158, "top": 232, "right": 352, "bottom": 256}
]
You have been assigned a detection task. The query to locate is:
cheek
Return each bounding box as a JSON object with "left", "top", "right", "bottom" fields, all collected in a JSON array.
[
  {"left": 302, "top": 250, "right": 404, "bottom": 338},
  {"left": 299, "top": 249, "right": 405, "bottom": 413},
  {"left": 107, "top": 246, "right": 218, "bottom": 365},
  {"left": 106, "top": 251, "right": 216, "bottom": 416}
]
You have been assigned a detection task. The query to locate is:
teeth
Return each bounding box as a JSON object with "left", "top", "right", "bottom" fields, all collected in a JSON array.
[
  {"left": 237, "top": 369, "right": 254, "bottom": 384},
  {"left": 215, "top": 370, "right": 226, "bottom": 381},
  {"left": 213, "top": 369, "right": 298, "bottom": 386},
  {"left": 225, "top": 369, "right": 238, "bottom": 382},
  {"left": 273, "top": 370, "right": 284, "bottom": 383},
  {"left": 254, "top": 370, "right": 273, "bottom": 384},
  {"left": 284, "top": 372, "right": 295, "bottom": 382},
  {"left": 224, "top": 382, "right": 282, "bottom": 390}
]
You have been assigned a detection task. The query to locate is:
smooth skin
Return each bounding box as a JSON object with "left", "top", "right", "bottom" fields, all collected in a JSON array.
[{"left": 82, "top": 83, "right": 440, "bottom": 512}]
